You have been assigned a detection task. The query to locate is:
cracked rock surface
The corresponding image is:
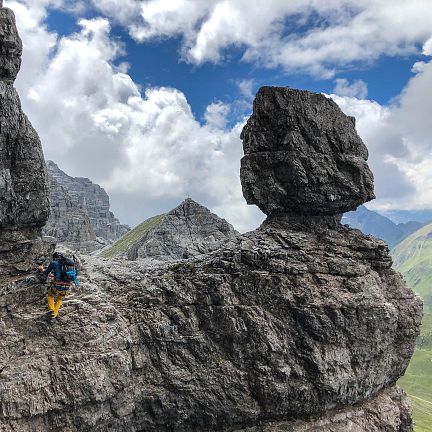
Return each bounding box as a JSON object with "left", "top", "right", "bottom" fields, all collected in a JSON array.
[
  {"left": 0, "top": 217, "right": 422, "bottom": 431},
  {"left": 0, "top": 6, "right": 51, "bottom": 277},
  {"left": 240, "top": 87, "right": 375, "bottom": 216},
  {"left": 0, "top": 12, "right": 422, "bottom": 430}
]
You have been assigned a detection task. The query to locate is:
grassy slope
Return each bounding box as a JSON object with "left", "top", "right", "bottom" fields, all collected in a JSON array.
[
  {"left": 393, "top": 223, "right": 432, "bottom": 305},
  {"left": 102, "top": 214, "right": 165, "bottom": 259},
  {"left": 398, "top": 349, "right": 432, "bottom": 432},
  {"left": 392, "top": 223, "right": 432, "bottom": 431}
]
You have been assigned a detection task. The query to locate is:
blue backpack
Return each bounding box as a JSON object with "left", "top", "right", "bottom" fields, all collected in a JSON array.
[{"left": 60, "top": 256, "right": 79, "bottom": 287}]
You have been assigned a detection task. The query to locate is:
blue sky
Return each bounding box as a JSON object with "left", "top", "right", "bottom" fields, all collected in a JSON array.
[
  {"left": 6, "top": 0, "right": 432, "bottom": 230},
  {"left": 45, "top": 6, "right": 418, "bottom": 120}
]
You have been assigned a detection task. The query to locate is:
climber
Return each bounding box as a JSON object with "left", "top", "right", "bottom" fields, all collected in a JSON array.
[{"left": 37, "top": 252, "right": 79, "bottom": 320}]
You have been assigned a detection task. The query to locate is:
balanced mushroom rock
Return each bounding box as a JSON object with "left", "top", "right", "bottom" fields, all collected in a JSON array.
[
  {"left": 0, "top": 5, "right": 51, "bottom": 277},
  {"left": 233, "top": 87, "right": 422, "bottom": 430},
  {"left": 240, "top": 87, "right": 375, "bottom": 217}
]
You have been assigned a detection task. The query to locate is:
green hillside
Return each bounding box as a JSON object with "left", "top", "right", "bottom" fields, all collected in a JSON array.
[
  {"left": 393, "top": 223, "right": 432, "bottom": 309},
  {"left": 102, "top": 214, "right": 165, "bottom": 259},
  {"left": 398, "top": 317, "right": 432, "bottom": 432},
  {"left": 392, "top": 223, "right": 432, "bottom": 431}
]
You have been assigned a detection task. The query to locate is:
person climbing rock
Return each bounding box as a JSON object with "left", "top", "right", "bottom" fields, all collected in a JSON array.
[{"left": 37, "top": 252, "right": 79, "bottom": 320}]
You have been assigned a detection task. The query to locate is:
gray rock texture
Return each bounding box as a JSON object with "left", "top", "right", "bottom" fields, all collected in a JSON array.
[
  {"left": 43, "top": 174, "right": 101, "bottom": 253},
  {"left": 0, "top": 217, "right": 421, "bottom": 431},
  {"left": 238, "top": 386, "right": 412, "bottom": 431},
  {"left": 0, "top": 6, "right": 52, "bottom": 277},
  {"left": 46, "top": 160, "right": 129, "bottom": 242},
  {"left": 0, "top": 41, "right": 422, "bottom": 432},
  {"left": 0, "top": 5, "right": 21, "bottom": 82},
  {"left": 126, "top": 198, "right": 238, "bottom": 261},
  {"left": 240, "top": 87, "right": 375, "bottom": 216}
]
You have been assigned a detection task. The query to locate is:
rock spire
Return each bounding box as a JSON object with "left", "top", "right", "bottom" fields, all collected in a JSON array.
[{"left": 0, "top": 5, "right": 52, "bottom": 277}]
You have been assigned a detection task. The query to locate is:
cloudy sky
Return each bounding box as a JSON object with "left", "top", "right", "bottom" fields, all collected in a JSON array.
[{"left": 5, "top": 0, "right": 432, "bottom": 231}]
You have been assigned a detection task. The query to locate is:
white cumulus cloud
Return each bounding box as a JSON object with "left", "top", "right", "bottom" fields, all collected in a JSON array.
[
  {"left": 330, "top": 56, "right": 432, "bottom": 211},
  {"left": 86, "top": 0, "right": 432, "bottom": 78},
  {"left": 334, "top": 78, "right": 368, "bottom": 99},
  {"left": 6, "top": 0, "right": 432, "bottom": 229},
  {"left": 8, "top": 0, "right": 264, "bottom": 232},
  {"left": 423, "top": 36, "right": 432, "bottom": 56}
]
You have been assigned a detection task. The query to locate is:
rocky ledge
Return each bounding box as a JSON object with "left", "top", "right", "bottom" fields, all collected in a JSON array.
[{"left": 0, "top": 212, "right": 421, "bottom": 431}]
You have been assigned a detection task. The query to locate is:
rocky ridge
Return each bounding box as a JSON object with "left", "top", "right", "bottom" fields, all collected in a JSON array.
[
  {"left": 46, "top": 160, "right": 129, "bottom": 243},
  {"left": 103, "top": 198, "right": 238, "bottom": 261},
  {"left": 0, "top": 12, "right": 423, "bottom": 431},
  {"left": 0, "top": 211, "right": 421, "bottom": 431}
]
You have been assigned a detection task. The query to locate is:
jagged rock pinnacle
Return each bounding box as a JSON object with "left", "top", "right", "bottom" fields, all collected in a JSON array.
[
  {"left": 103, "top": 197, "right": 238, "bottom": 260},
  {"left": 240, "top": 87, "right": 375, "bottom": 216},
  {"left": 0, "top": 6, "right": 50, "bottom": 276}
]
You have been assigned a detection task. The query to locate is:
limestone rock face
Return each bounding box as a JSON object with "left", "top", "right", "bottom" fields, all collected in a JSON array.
[
  {"left": 0, "top": 67, "right": 422, "bottom": 432},
  {"left": 46, "top": 160, "right": 129, "bottom": 242},
  {"left": 0, "top": 219, "right": 421, "bottom": 431},
  {"left": 126, "top": 198, "right": 238, "bottom": 261},
  {"left": 0, "top": 7, "right": 51, "bottom": 277},
  {"left": 240, "top": 87, "right": 375, "bottom": 216},
  {"left": 0, "top": 6, "right": 21, "bottom": 82},
  {"left": 43, "top": 175, "right": 100, "bottom": 252},
  {"left": 238, "top": 387, "right": 412, "bottom": 431}
]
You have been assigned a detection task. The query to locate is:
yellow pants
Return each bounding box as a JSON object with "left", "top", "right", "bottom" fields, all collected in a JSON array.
[{"left": 47, "top": 287, "right": 68, "bottom": 318}]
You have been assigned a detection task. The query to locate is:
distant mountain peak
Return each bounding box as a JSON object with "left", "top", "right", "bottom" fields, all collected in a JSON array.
[
  {"left": 342, "top": 205, "right": 423, "bottom": 248},
  {"left": 102, "top": 198, "right": 238, "bottom": 261},
  {"left": 44, "top": 160, "right": 129, "bottom": 250}
]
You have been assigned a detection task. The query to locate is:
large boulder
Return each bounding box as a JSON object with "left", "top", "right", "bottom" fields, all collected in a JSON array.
[{"left": 240, "top": 87, "right": 375, "bottom": 216}]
